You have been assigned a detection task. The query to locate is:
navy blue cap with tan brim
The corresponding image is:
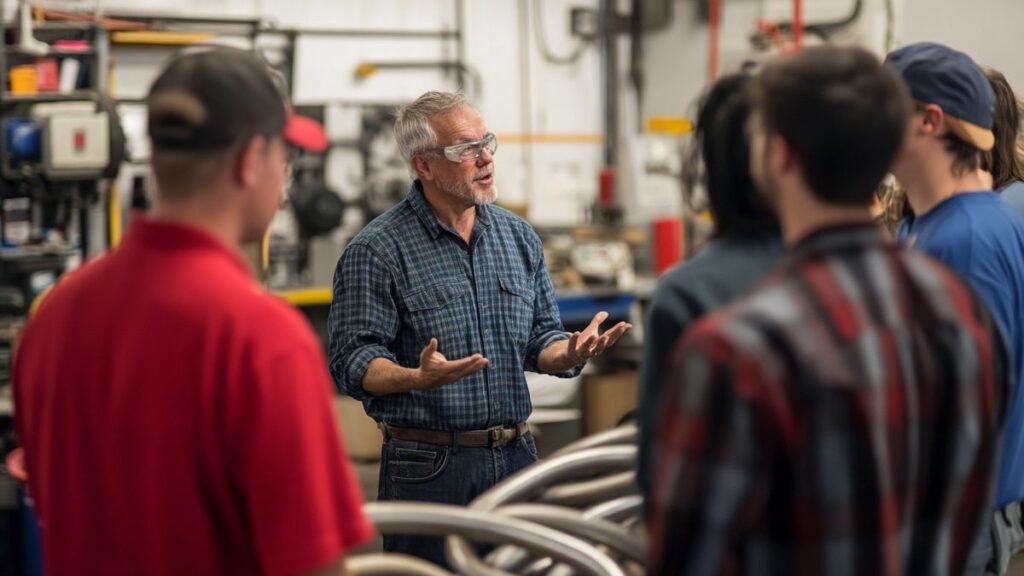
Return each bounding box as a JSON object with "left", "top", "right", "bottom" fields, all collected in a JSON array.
[{"left": 885, "top": 42, "right": 996, "bottom": 151}]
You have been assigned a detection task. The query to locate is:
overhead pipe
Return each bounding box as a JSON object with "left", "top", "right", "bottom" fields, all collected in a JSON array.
[
  {"left": 599, "top": 0, "right": 618, "bottom": 167},
  {"left": 353, "top": 61, "right": 483, "bottom": 100},
  {"left": 708, "top": 0, "right": 721, "bottom": 83},
  {"left": 454, "top": 0, "right": 467, "bottom": 90},
  {"left": 517, "top": 0, "right": 535, "bottom": 216},
  {"left": 629, "top": 0, "right": 644, "bottom": 126},
  {"left": 793, "top": 0, "right": 803, "bottom": 50},
  {"left": 775, "top": 0, "right": 863, "bottom": 41}
]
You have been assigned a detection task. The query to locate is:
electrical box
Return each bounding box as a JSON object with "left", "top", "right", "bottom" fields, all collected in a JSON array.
[
  {"left": 43, "top": 113, "right": 110, "bottom": 178},
  {"left": 30, "top": 102, "right": 111, "bottom": 180}
]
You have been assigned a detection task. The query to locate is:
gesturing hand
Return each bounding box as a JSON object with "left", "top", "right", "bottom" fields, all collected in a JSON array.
[
  {"left": 415, "top": 338, "right": 489, "bottom": 390},
  {"left": 565, "top": 311, "right": 632, "bottom": 366}
]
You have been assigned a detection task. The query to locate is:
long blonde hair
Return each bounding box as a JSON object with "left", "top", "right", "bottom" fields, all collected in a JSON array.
[{"left": 876, "top": 177, "right": 909, "bottom": 234}]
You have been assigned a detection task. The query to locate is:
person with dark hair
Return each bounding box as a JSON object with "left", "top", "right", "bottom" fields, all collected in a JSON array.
[
  {"left": 984, "top": 67, "right": 1024, "bottom": 217},
  {"left": 13, "top": 48, "right": 373, "bottom": 576},
  {"left": 636, "top": 72, "right": 781, "bottom": 505},
  {"left": 888, "top": 43, "right": 1024, "bottom": 575},
  {"left": 649, "top": 45, "right": 1010, "bottom": 575}
]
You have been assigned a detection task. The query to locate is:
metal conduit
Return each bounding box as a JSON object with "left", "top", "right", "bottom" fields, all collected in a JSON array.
[
  {"left": 538, "top": 470, "right": 638, "bottom": 507},
  {"left": 451, "top": 445, "right": 637, "bottom": 575},
  {"left": 496, "top": 504, "right": 646, "bottom": 561},
  {"left": 347, "top": 553, "right": 455, "bottom": 576},
  {"left": 485, "top": 503, "right": 646, "bottom": 572},
  {"left": 365, "top": 502, "right": 626, "bottom": 576},
  {"left": 486, "top": 494, "right": 646, "bottom": 572},
  {"left": 469, "top": 445, "right": 637, "bottom": 511},
  {"left": 549, "top": 423, "right": 638, "bottom": 459},
  {"left": 585, "top": 494, "right": 644, "bottom": 524}
]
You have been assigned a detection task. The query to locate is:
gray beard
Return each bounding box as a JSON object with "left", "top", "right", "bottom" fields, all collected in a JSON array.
[{"left": 439, "top": 179, "right": 498, "bottom": 206}]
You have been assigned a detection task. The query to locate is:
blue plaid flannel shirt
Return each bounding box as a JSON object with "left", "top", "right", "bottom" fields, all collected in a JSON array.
[{"left": 328, "top": 183, "right": 579, "bottom": 430}]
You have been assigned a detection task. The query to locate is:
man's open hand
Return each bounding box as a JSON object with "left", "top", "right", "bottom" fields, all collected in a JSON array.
[
  {"left": 565, "top": 311, "right": 632, "bottom": 365},
  {"left": 414, "top": 338, "right": 489, "bottom": 390}
]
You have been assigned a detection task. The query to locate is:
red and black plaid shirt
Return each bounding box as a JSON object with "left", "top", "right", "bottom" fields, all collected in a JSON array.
[{"left": 648, "top": 224, "right": 1010, "bottom": 576}]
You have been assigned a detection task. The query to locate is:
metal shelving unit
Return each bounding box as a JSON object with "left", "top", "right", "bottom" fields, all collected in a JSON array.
[{"left": 0, "top": 9, "right": 110, "bottom": 385}]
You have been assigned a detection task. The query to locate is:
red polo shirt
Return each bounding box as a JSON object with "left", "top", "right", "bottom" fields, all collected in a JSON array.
[{"left": 14, "top": 218, "right": 372, "bottom": 576}]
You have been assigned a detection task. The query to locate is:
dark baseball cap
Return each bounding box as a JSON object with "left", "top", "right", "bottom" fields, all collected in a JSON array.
[
  {"left": 885, "top": 42, "right": 995, "bottom": 151},
  {"left": 147, "top": 47, "right": 327, "bottom": 153}
]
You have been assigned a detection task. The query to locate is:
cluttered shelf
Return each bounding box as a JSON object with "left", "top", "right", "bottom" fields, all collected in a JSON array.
[
  {"left": 1, "top": 22, "right": 96, "bottom": 32},
  {"left": 4, "top": 48, "right": 96, "bottom": 57},
  {"left": 2, "top": 90, "right": 100, "bottom": 102},
  {"left": 555, "top": 292, "right": 637, "bottom": 326},
  {"left": 0, "top": 245, "right": 79, "bottom": 261}
]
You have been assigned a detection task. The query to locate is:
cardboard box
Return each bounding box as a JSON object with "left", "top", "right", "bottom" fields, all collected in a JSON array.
[
  {"left": 582, "top": 371, "right": 638, "bottom": 435},
  {"left": 333, "top": 395, "right": 383, "bottom": 461}
]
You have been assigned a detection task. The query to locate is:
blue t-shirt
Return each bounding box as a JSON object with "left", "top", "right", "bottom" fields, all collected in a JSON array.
[
  {"left": 1000, "top": 179, "right": 1024, "bottom": 219},
  {"left": 899, "top": 191, "right": 1024, "bottom": 507}
]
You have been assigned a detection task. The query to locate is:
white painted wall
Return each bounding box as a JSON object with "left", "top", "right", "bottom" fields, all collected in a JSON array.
[{"left": 902, "top": 0, "right": 1024, "bottom": 89}]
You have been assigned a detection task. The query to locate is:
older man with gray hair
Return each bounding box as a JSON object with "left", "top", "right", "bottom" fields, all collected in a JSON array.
[{"left": 327, "top": 91, "right": 630, "bottom": 565}]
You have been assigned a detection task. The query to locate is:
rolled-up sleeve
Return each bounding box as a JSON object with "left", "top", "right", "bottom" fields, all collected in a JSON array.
[
  {"left": 327, "top": 243, "right": 399, "bottom": 400},
  {"left": 522, "top": 234, "right": 579, "bottom": 377}
]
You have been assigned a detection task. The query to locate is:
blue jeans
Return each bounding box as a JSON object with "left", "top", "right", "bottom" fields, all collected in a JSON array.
[{"left": 377, "top": 432, "right": 539, "bottom": 567}]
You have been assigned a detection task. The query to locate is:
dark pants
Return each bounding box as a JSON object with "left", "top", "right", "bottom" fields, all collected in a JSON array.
[{"left": 377, "top": 432, "right": 539, "bottom": 567}]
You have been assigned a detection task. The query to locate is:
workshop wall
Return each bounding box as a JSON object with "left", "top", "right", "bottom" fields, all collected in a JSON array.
[
  {"left": 629, "top": 0, "right": 905, "bottom": 226},
  {"left": 902, "top": 0, "right": 1024, "bottom": 89},
  {"left": 10, "top": 0, "right": 1022, "bottom": 232},
  {"left": 6, "top": 0, "right": 607, "bottom": 228}
]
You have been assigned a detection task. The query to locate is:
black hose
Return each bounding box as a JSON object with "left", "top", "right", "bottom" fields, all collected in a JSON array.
[
  {"left": 532, "top": 0, "right": 588, "bottom": 65},
  {"left": 775, "top": 0, "right": 863, "bottom": 40},
  {"left": 599, "top": 0, "right": 618, "bottom": 166},
  {"left": 455, "top": 0, "right": 467, "bottom": 89},
  {"left": 885, "top": 0, "right": 896, "bottom": 51},
  {"left": 630, "top": 0, "right": 644, "bottom": 130}
]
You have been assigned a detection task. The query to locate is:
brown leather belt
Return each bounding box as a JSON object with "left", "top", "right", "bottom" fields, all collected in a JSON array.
[{"left": 380, "top": 422, "right": 529, "bottom": 448}]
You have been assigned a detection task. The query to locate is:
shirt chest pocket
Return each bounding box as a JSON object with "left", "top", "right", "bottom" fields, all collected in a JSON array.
[
  {"left": 403, "top": 279, "right": 473, "bottom": 346},
  {"left": 498, "top": 273, "right": 535, "bottom": 347}
]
